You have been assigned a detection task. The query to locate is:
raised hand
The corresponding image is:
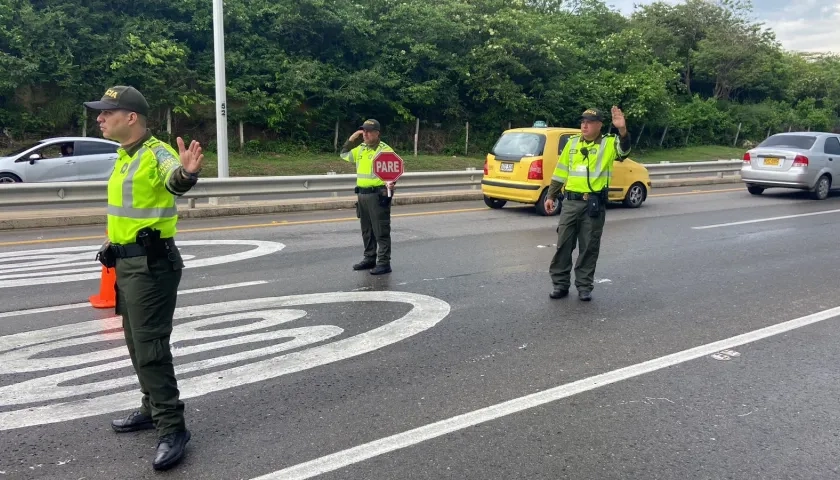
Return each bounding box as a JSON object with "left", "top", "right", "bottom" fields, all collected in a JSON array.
[
  {"left": 611, "top": 106, "right": 626, "bottom": 130},
  {"left": 176, "top": 137, "right": 203, "bottom": 174}
]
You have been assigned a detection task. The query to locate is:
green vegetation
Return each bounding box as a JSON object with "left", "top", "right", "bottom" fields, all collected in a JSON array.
[
  {"left": 631, "top": 146, "right": 747, "bottom": 164},
  {"left": 1, "top": 0, "right": 838, "bottom": 156}
]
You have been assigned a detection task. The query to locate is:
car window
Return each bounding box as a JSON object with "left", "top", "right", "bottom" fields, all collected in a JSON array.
[
  {"left": 491, "top": 133, "right": 546, "bottom": 157},
  {"left": 824, "top": 137, "right": 840, "bottom": 155},
  {"left": 757, "top": 135, "right": 817, "bottom": 150},
  {"left": 30, "top": 143, "right": 68, "bottom": 159},
  {"left": 75, "top": 141, "right": 118, "bottom": 156},
  {"left": 558, "top": 134, "right": 573, "bottom": 154},
  {"left": 6, "top": 142, "right": 43, "bottom": 157}
]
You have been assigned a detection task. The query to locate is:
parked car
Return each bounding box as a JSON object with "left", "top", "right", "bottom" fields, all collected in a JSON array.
[
  {"left": 0, "top": 137, "right": 119, "bottom": 183},
  {"left": 481, "top": 123, "right": 652, "bottom": 215},
  {"left": 741, "top": 131, "right": 840, "bottom": 200}
]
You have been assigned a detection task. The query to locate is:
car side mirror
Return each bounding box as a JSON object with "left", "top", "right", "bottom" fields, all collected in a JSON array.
[{"left": 28, "top": 153, "right": 41, "bottom": 164}]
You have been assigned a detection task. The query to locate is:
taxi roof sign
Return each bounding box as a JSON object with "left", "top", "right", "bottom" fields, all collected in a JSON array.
[{"left": 533, "top": 121, "right": 547, "bottom": 128}]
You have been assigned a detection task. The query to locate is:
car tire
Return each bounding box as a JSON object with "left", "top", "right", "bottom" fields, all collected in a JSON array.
[
  {"left": 747, "top": 185, "right": 764, "bottom": 195},
  {"left": 622, "top": 182, "right": 646, "bottom": 208},
  {"left": 483, "top": 195, "right": 507, "bottom": 209},
  {"left": 535, "top": 188, "right": 560, "bottom": 216},
  {"left": 811, "top": 175, "right": 831, "bottom": 200},
  {"left": 0, "top": 173, "right": 21, "bottom": 183}
]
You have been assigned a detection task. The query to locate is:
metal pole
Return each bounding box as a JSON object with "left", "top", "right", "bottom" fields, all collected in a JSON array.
[
  {"left": 414, "top": 117, "right": 419, "bottom": 157},
  {"left": 733, "top": 122, "right": 742, "bottom": 147},
  {"left": 212, "top": 0, "right": 229, "bottom": 178}
]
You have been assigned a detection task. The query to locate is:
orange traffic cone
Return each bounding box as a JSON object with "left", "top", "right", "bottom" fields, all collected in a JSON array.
[
  {"left": 90, "top": 265, "right": 116, "bottom": 308},
  {"left": 90, "top": 229, "right": 116, "bottom": 309}
]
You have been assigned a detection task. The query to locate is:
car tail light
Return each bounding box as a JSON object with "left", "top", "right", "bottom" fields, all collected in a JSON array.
[
  {"left": 528, "top": 159, "right": 543, "bottom": 180},
  {"left": 483, "top": 158, "right": 489, "bottom": 175},
  {"left": 793, "top": 155, "right": 809, "bottom": 167},
  {"left": 743, "top": 152, "right": 750, "bottom": 164}
]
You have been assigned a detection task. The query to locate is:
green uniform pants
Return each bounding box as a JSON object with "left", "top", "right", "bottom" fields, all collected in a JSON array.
[
  {"left": 357, "top": 191, "right": 392, "bottom": 265},
  {"left": 116, "top": 253, "right": 185, "bottom": 436},
  {"left": 548, "top": 198, "right": 606, "bottom": 292}
]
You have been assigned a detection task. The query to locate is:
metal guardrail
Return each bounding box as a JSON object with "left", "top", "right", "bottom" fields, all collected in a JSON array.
[{"left": 0, "top": 160, "right": 743, "bottom": 207}]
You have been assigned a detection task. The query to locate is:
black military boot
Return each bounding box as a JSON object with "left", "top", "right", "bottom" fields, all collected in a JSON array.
[
  {"left": 370, "top": 264, "right": 392, "bottom": 275},
  {"left": 153, "top": 429, "right": 191, "bottom": 471},
  {"left": 111, "top": 411, "right": 155, "bottom": 433},
  {"left": 549, "top": 287, "right": 569, "bottom": 299},
  {"left": 578, "top": 290, "right": 592, "bottom": 301},
  {"left": 353, "top": 258, "right": 376, "bottom": 270}
]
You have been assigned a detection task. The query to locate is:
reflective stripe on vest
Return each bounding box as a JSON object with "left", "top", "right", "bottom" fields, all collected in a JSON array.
[{"left": 355, "top": 142, "right": 392, "bottom": 187}]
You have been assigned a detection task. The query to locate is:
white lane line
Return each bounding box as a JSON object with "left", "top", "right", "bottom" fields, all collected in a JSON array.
[
  {"left": 251, "top": 304, "right": 840, "bottom": 480},
  {"left": 692, "top": 208, "right": 840, "bottom": 229},
  {"left": 0, "top": 281, "right": 269, "bottom": 319}
]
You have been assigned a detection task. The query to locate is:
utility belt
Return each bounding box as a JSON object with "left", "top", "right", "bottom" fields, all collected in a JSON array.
[
  {"left": 96, "top": 228, "right": 178, "bottom": 268},
  {"left": 564, "top": 189, "right": 608, "bottom": 217},
  {"left": 354, "top": 186, "right": 385, "bottom": 194}
]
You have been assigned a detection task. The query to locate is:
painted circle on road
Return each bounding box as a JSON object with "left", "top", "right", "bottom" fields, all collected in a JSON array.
[
  {"left": 0, "top": 291, "right": 451, "bottom": 431},
  {"left": 0, "top": 240, "right": 285, "bottom": 289}
]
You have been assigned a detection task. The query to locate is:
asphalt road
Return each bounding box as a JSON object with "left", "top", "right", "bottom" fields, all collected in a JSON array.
[{"left": 3, "top": 185, "right": 840, "bottom": 479}]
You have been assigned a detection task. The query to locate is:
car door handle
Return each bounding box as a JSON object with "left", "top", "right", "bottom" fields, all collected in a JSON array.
[{"left": 65, "top": 160, "right": 76, "bottom": 164}]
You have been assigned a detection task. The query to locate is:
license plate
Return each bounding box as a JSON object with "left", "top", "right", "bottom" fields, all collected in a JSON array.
[
  {"left": 763, "top": 157, "right": 780, "bottom": 166},
  {"left": 500, "top": 163, "right": 514, "bottom": 172}
]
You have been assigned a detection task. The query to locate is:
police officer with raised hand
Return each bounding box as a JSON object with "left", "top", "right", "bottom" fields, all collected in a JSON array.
[
  {"left": 84, "top": 85, "right": 201, "bottom": 471},
  {"left": 340, "top": 118, "right": 396, "bottom": 275},
  {"left": 545, "top": 106, "right": 630, "bottom": 301}
]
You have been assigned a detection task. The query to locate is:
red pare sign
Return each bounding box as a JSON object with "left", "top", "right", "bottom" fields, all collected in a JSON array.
[{"left": 372, "top": 151, "right": 404, "bottom": 182}]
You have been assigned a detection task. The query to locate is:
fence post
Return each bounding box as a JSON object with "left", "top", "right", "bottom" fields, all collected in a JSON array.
[
  {"left": 166, "top": 108, "right": 172, "bottom": 137},
  {"left": 334, "top": 119, "right": 340, "bottom": 153},
  {"left": 766, "top": 126, "right": 771, "bottom": 139},
  {"left": 414, "top": 117, "right": 419, "bottom": 157},
  {"left": 239, "top": 120, "right": 245, "bottom": 150},
  {"left": 465, "top": 121, "right": 469, "bottom": 156},
  {"left": 685, "top": 125, "right": 692, "bottom": 146},
  {"left": 659, "top": 126, "right": 669, "bottom": 147},
  {"left": 634, "top": 123, "right": 645, "bottom": 149},
  {"left": 82, "top": 106, "right": 87, "bottom": 137},
  {"left": 733, "top": 122, "right": 742, "bottom": 147}
]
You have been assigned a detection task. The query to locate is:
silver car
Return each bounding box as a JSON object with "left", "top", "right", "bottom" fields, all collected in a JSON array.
[
  {"left": 0, "top": 137, "right": 119, "bottom": 183},
  {"left": 741, "top": 131, "right": 840, "bottom": 200}
]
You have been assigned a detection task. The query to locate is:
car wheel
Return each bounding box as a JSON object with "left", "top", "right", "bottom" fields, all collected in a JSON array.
[
  {"left": 483, "top": 195, "right": 507, "bottom": 209},
  {"left": 0, "top": 173, "right": 21, "bottom": 183},
  {"left": 535, "top": 188, "right": 560, "bottom": 216},
  {"left": 747, "top": 185, "right": 764, "bottom": 195},
  {"left": 811, "top": 175, "right": 830, "bottom": 200},
  {"left": 622, "top": 182, "right": 646, "bottom": 208}
]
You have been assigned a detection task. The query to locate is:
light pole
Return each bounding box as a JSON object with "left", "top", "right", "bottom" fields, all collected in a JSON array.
[{"left": 212, "top": 0, "right": 229, "bottom": 178}]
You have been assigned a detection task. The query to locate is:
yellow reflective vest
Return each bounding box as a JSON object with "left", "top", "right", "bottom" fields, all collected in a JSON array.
[
  {"left": 551, "top": 134, "right": 629, "bottom": 193},
  {"left": 107, "top": 136, "right": 183, "bottom": 245},
  {"left": 340, "top": 141, "right": 395, "bottom": 187}
]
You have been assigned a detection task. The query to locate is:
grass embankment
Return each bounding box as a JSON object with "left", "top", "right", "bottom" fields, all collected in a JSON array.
[{"left": 199, "top": 145, "right": 746, "bottom": 176}]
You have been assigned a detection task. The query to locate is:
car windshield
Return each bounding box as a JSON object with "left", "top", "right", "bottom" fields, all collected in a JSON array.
[
  {"left": 3, "top": 142, "right": 43, "bottom": 157},
  {"left": 491, "top": 133, "right": 546, "bottom": 157},
  {"left": 757, "top": 135, "right": 817, "bottom": 150}
]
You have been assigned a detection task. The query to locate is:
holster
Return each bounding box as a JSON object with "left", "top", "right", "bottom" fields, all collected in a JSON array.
[
  {"left": 378, "top": 189, "right": 392, "bottom": 208},
  {"left": 96, "top": 242, "right": 116, "bottom": 268},
  {"left": 587, "top": 189, "right": 607, "bottom": 217}
]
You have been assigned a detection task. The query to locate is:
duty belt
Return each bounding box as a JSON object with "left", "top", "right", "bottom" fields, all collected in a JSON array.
[
  {"left": 355, "top": 186, "right": 384, "bottom": 194},
  {"left": 110, "top": 238, "right": 176, "bottom": 258},
  {"left": 564, "top": 191, "right": 590, "bottom": 201}
]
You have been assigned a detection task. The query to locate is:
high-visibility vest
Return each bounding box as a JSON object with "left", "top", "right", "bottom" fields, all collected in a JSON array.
[
  {"left": 340, "top": 141, "right": 394, "bottom": 187},
  {"left": 551, "top": 134, "right": 628, "bottom": 193},
  {"left": 107, "top": 136, "right": 182, "bottom": 244}
]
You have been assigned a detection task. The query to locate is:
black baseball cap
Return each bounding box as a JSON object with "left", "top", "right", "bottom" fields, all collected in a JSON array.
[
  {"left": 360, "top": 119, "right": 381, "bottom": 131},
  {"left": 580, "top": 108, "right": 603, "bottom": 122},
  {"left": 84, "top": 86, "right": 150, "bottom": 116}
]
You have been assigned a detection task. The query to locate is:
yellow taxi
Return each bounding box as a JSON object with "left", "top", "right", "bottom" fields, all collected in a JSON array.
[{"left": 481, "top": 122, "right": 652, "bottom": 215}]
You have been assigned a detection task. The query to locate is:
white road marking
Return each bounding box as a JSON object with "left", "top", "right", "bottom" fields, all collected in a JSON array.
[
  {"left": 0, "top": 281, "right": 270, "bottom": 319},
  {"left": 249, "top": 304, "right": 840, "bottom": 480},
  {"left": 692, "top": 208, "right": 840, "bottom": 229},
  {"left": 0, "top": 291, "right": 450, "bottom": 430},
  {"left": 0, "top": 240, "right": 284, "bottom": 288}
]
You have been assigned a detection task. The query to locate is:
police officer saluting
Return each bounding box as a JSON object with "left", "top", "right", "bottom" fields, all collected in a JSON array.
[
  {"left": 340, "top": 119, "right": 396, "bottom": 275},
  {"left": 84, "top": 86, "right": 201, "bottom": 470},
  {"left": 545, "top": 106, "right": 630, "bottom": 301}
]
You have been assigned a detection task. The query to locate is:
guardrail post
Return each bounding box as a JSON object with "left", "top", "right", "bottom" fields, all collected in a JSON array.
[
  {"left": 188, "top": 198, "right": 196, "bottom": 209},
  {"left": 661, "top": 161, "right": 670, "bottom": 179},
  {"left": 327, "top": 171, "right": 338, "bottom": 197},
  {"left": 466, "top": 167, "right": 477, "bottom": 189}
]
